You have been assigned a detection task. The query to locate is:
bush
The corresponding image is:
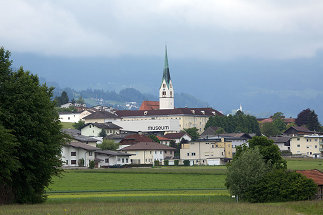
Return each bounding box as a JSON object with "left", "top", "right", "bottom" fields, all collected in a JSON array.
[
  {"left": 78, "top": 158, "right": 84, "bottom": 167},
  {"left": 154, "top": 160, "right": 160, "bottom": 166},
  {"left": 89, "top": 160, "right": 95, "bottom": 169},
  {"left": 183, "top": 160, "right": 190, "bottom": 166},
  {"left": 164, "top": 160, "right": 169, "bottom": 166},
  {"left": 247, "top": 169, "right": 317, "bottom": 202},
  {"left": 174, "top": 160, "right": 179, "bottom": 166}
]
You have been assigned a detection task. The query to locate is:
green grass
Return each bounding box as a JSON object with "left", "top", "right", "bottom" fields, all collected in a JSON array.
[
  {"left": 60, "top": 122, "right": 74, "bottom": 129},
  {"left": 48, "top": 170, "right": 226, "bottom": 192},
  {"left": 286, "top": 158, "right": 323, "bottom": 171},
  {"left": 2, "top": 201, "right": 323, "bottom": 215}
]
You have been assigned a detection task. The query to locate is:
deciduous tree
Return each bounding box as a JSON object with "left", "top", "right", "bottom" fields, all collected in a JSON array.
[{"left": 0, "top": 47, "right": 64, "bottom": 203}]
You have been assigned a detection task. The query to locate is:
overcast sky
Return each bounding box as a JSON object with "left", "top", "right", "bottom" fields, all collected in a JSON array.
[
  {"left": 1, "top": 0, "right": 323, "bottom": 119},
  {"left": 1, "top": 0, "right": 323, "bottom": 60}
]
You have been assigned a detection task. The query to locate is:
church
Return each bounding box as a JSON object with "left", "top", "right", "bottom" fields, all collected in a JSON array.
[{"left": 113, "top": 47, "right": 223, "bottom": 134}]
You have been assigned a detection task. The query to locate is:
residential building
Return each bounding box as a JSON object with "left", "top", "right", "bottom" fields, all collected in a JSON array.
[
  {"left": 83, "top": 111, "right": 120, "bottom": 124},
  {"left": 163, "top": 132, "right": 192, "bottom": 143},
  {"left": 157, "top": 136, "right": 172, "bottom": 146},
  {"left": 81, "top": 122, "right": 122, "bottom": 137},
  {"left": 59, "top": 111, "right": 82, "bottom": 123},
  {"left": 284, "top": 126, "right": 315, "bottom": 136},
  {"left": 180, "top": 138, "right": 233, "bottom": 166},
  {"left": 118, "top": 134, "right": 154, "bottom": 149},
  {"left": 269, "top": 136, "right": 291, "bottom": 152},
  {"left": 62, "top": 141, "right": 98, "bottom": 167},
  {"left": 95, "top": 150, "right": 132, "bottom": 168},
  {"left": 290, "top": 134, "right": 323, "bottom": 158},
  {"left": 121, "top": 142, "right": 175, "bottom": 164},
  {"left": 296, "top": 170, "right": 323, "bottom": 200},
  {"left": 62, "top": 129, "right": 99, "bottom": 147}
]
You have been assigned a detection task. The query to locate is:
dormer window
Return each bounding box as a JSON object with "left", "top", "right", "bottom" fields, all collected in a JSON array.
[
  {"left": 191, "top": 110, "right": 195, "bottom": 114},
  {"left": 144, "top": 111, "right": 148, "bottom": 115},
  {"left": 201, "top": 111, "right": 205, "bottom": 115},
  {"left": 212, "top": 111, "right": 216, "bottom": 115}
]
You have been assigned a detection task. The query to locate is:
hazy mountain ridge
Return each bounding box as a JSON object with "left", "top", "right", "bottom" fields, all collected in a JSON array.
[{"left": 52, "top": 86, "right": 209, "bottom": 110}]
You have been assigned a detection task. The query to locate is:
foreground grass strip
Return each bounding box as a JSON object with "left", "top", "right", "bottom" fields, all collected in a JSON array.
[
  {"left": 0, "top": 202, "right": 310, "bottom": 215},
  {"left": 49, "top": 172, "right": 226, "bottom": 191}
]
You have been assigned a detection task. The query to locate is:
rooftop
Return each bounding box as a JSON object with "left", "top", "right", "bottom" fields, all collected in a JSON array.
[
  {"left": 66, "top": 141, "right": 99, "bottom": 151},
  {"left": 83, "top": 111, "right": 119, "bottom": 120},
  {"left": 81, "top": 122, "right": 122, "bottom": 130},
  {"left": 164, "top": 132, "right": 190, "bottom": 139},
  {"left": 116, "top": 107, "right": 222, "bottom": 118},
  {"left": 139, "top": 101, "right": 160, "bottom": 111},
  {"left": 296, "top": 169, "right": 323, "bottom": 185},
  {"left": 121, "top": 142, "right": 176, "bottom": 151}
]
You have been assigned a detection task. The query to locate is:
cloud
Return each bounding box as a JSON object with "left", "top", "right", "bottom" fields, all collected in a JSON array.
[{"left": 1, "top": 0, "right": 323, "bottom": 59}]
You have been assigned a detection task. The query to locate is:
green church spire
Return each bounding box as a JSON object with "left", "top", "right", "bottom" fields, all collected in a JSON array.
[{"left": 162, "top": 46, "right": 171, "bottom": 88}]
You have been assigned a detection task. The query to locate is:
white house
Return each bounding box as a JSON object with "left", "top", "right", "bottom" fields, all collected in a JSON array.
[
  {"left": 121, "top": 142, "right": 175, "bottom": 164},
  {"left": 95, "top": 150, "right": 132, "bottom": 167},
  {"left": 163, "top": 132, "right": 192, "bottom": 143},
  {"left": 62, "top": 141, "right": 99, "bottom": 167},
  {"left": 59, "top": 112, "right": 82, "bottom": 123},
  {"left": 81, "top": 122, "right": 122, "bottom": 137}
]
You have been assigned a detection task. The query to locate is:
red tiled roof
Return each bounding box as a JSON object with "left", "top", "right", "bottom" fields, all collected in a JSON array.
[
  {"left": 119, "top": 134, "right": 154, "bottom": 145},
  {"left": 116, "top": 108, "right": 222, "bottom": 117},
  {"left": 139, "top": 101, "right": 160, "bottom": 110},
  {"left": 157, "top": 136, "right": 171, "bottom": 141},
  {"left": 164, "top": 132, "right": 189, "bottom": 139},
  {"left": 121, "top": 142, "right": 176, "bottom": 151},
  {"left": 296, "top": 170, "right": 323, "bottom": 185}
]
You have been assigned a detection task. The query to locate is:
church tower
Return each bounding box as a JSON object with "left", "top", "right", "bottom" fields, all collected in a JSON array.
[{"left": 159, "top": 47, "right": 174, "bottom": 109}]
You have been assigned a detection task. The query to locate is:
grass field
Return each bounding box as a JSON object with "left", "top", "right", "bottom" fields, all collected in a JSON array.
[
  {"left": 60, "top": 122, "right": 74, "bottom": 129},
  {"left": 1, "top": 158, "right": 323, "bottom": 214},
  {"left": 1, "top": 201, "right": 323, "bottom": 215}
]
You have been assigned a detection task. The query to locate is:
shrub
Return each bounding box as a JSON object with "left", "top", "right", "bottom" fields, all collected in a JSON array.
[
  {"left": 164, "top": 160, "right": 169, "bottom": 166},
  {"left": 247, "top": 169, "right": 317, "bottom": 202},
  {"left": 174, "top": 160, "right": 179, "bottom": 166},
  {"left": 154, "top": 160, "right": 160, "bottom": 166},
  {"left": 89, "top": 160, "right": 95, "bottom": 169},
  {"left": 78, "top": 158, "right": 85, "bottom": 167},
  {"left": 183, "top": 160, "right": 190, "bottom": 166}
]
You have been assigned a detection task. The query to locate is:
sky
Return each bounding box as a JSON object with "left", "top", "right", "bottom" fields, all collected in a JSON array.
[{"left": 1, "top": 0, "right": 323, "bottom": 120}]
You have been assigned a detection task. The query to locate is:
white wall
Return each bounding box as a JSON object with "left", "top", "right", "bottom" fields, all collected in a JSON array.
[
  {"left": 111, "top": 119, "right": 180, "bottom": 133},
  {"left": 96, "top": 153, "right": 131, "bottom": 167},
  {"left": 59, "top": 113, "right": 81, "bottom": 123},
  {"left": 61, "top": 145, "right": 95, "bottom": 167}
]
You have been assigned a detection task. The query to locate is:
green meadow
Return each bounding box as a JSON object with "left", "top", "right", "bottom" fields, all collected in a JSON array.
[{"left": 1, "top": 158, "right": 323, "bottom": 214}]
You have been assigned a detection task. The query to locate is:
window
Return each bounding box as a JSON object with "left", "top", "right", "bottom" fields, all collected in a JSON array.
[
  {"left": 126, "top": 158, "right": 128, "bottom": 163},
  {"left": 162, "top": 91, "right": 166, "bottom": 96},
  {"left": 65, "top": 160, "right": 68, "bottom": 165},
  {"left": 163, "top": 84, "right": 166, "bottom": 88},
  {"left": 187, "top": 153, "right": 189, "bottom": 156},
  {"left": 297, "top": 138, "right": 300, "bottom": 141},
  {"left": 150, "top": 151, "right": 152, "bottom": 154},
  {"left": 71, "top": 152, "right": 76, "bottom": 156},
  {"left": 297, "top": 144, "right": 300, "bottom": 147},
  {"left": 122, "top": 158, "right": 124, "bottom": 163},
  {"left": 212, "top": 145, "right": 214, "bottom": 148},
  {"left": 315, "top": 139, "right": 318, "bottom": 142},
  {"left": 155, "top": 151, "right": 157, "bottom": 154},
  {"left": 71, "top": 160, "right": 76, "bottom": 164},
  {"left": 118, "top": 158, "right": 120, "bottom": 161},
  {"left": 216, "top": 144, "right": 218, "bottom": 148},
  {"left": 192, "top": 152, "right": 196, "bottom": 156},
  {"left": 105, "top": 159, "right": 109, "bottom": 163},
  {"left": 222, "top": 152, "right": 224, "bottom": 156},
  {"left": 89, "top": 152, "right": 93, "bottom": 156},
  {"left": 315, "top": 145, "right": 318, "bottom": 148},
  {"left": 160, "top": 151, "right": 162, "bottom": 154},
  {"left": 170, "top": 91, "right": 172, "bottom": 97},
  {"left": 68, "top": 117, "right": 70, "bottom": 120}
]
